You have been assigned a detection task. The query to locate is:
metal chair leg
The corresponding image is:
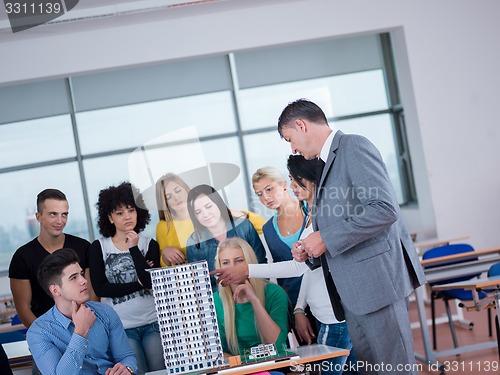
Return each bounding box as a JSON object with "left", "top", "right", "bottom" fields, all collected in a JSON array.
[
  {"left": 431, "top": 292, "right": 437, "bottom": 350},
  {"left": 495, "top": 315, "right": 500, "bottom": 362},
  {"left": 488, "top": 308, "right": 492, "bottom": 337},
  {"left": 444, "top": 298, "right": 459, "bottom": 349}
]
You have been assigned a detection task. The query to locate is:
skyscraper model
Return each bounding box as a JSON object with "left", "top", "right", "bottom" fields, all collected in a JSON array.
[{"left": 149, "top": 261, "right": 224, "bottom": 374}]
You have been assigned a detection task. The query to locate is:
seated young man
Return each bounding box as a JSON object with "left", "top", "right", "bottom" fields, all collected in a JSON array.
[{"left": 26, "top": 248, "right": 138, "bottom": 375}]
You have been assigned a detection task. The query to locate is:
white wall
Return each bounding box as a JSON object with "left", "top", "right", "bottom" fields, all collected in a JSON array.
[{"left": 1, "top": 0, "right": 499, "bottom": 249}]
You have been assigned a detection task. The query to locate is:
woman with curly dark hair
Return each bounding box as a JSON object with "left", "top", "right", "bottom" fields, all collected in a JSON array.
[{"left": 89, "top": 182, "right": 164, "bottom": 374}]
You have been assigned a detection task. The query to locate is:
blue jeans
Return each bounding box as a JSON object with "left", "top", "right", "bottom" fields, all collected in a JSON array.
[
  {"left": 125, "top": 322, "right": 164, "bottom": 374},
  {"left": 317, "top": 322, "right": 359, "bottom": 375}
]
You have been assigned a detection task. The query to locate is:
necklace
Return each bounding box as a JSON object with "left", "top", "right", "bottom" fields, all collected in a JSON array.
[
  {"left": 283, "top": 203, "right": 301, "bottom": 236},
  {"left": 111, "top": 236, "right": 129, "bottom": 251}
]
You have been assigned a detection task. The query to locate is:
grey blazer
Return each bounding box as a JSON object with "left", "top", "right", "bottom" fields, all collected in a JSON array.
[{"left": 315, "top": 131, "right": 426, "bottom": 315}]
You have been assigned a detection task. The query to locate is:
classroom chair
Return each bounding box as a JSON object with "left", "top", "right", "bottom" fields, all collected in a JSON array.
[{"left": 422, "top": 244, "right": 487, "bottom": 350}]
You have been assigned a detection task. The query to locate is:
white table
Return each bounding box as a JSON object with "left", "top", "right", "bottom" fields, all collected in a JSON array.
[
  {"left": 145, "top": 344, "right": 349, "bottom": 375},
  {"left": 3, "top": 340, "right": 31, "bottom": 368}
]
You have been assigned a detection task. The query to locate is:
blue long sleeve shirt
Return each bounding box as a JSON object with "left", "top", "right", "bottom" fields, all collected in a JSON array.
[{"left": 26, "top": 301, "right": 138, "bottom": 375}]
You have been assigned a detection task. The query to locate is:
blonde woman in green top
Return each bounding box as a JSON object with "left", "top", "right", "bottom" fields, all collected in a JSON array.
[{"left": 213, "top": 237, "right": 289, "bottom": 356}]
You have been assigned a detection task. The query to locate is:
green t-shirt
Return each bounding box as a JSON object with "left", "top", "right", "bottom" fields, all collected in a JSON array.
[{"left": 214, "top": 282, "right": 289, "bottom": 355}]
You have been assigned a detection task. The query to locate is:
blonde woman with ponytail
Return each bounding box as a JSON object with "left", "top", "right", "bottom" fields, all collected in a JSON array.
[{"left": 214, "top": 238, "right": 289, "bottom": 356}]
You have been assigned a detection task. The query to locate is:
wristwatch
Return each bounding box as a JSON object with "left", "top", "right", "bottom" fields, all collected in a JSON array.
[{"left": 126, "top": 366, "right": 135, "bottom": 374}]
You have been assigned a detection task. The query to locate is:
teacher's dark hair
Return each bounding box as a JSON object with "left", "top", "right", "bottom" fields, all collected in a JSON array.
[{"left": 278, "top": 99, "right": 329, "bottom": 137}]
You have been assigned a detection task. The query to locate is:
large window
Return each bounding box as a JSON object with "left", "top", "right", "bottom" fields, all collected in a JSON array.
[
  {"left": 76, "top": 91, "right": 236, "bottom": 155},
  {"left": 237, "top": 69, "right": 404, "bottom": 202},
  {"left": 239, "top": 70, "right": 389, "bottom": 130},
  {"left": 0, "top": 115, "right": 76, "bottom": 169},
  {"left": 0, "top": 33, "right": 416, "bottom": 273}
]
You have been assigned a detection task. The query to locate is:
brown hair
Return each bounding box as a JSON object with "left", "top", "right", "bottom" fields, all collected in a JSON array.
[{"left": 155, "top": 173, "right": 191, "bottom": 232}]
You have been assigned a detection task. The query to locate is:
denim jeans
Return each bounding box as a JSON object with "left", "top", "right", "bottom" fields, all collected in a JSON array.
[
  {"left": 125, "top": 322, "right": 165, "bottom": 374},
  {"left": 317, "top": 321, "right": 359, "bottom": 375}
]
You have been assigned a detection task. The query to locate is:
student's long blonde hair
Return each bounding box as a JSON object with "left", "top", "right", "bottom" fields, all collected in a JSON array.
[{"left": 215, "top": 237, "right": 267, "bottom": 355}]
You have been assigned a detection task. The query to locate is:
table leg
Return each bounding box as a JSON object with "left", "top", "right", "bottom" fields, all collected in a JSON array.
[
  {"left": 415, "top": 285, "right": 435, "bottom": 363},
  {"left": 495, "top": 290, "right": 500, "bottom": 362}
]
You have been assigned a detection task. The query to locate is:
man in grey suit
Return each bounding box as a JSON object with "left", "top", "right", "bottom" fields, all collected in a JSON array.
[{"left": 279, "top": 99, "right": 426, "bottom": 374}]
